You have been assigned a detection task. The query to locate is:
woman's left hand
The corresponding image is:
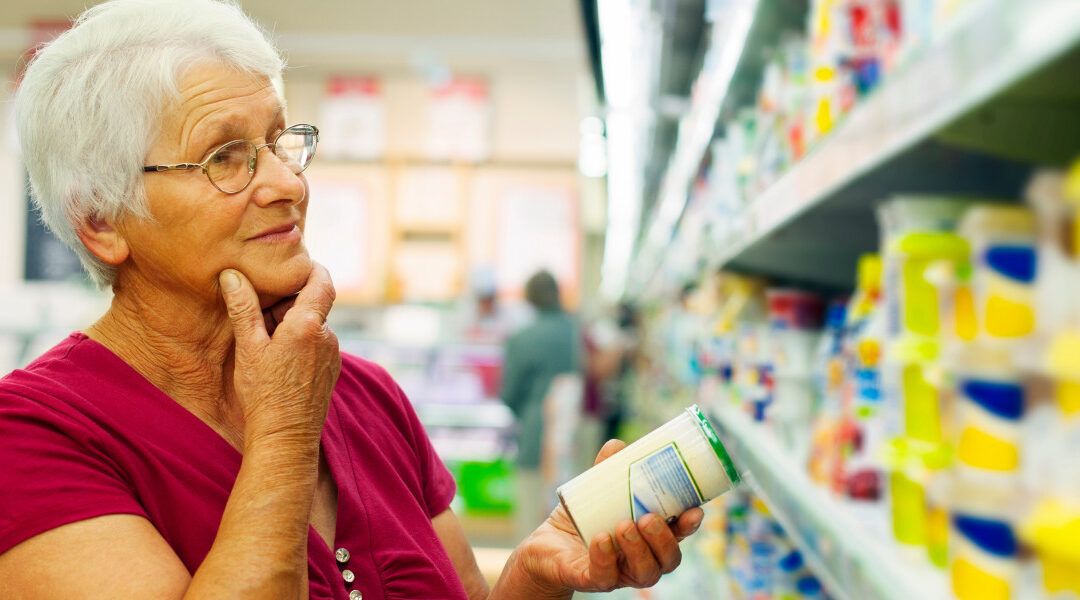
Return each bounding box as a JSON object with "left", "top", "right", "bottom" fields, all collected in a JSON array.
[{"left": 499, "top": 440, "right": 705, "bottom": 598}]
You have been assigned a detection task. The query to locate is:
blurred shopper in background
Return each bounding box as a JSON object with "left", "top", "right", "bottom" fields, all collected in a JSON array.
[
  {"left": 501, "top": 270, "right": 582, "bottom": 541},
  {"left": 454, "top": 266, "right": 520, "bottom": 345},
  {"left": 607, "top": 302, "right": 642, "bottom": 440},
  {"left": 0, "top": 2, "right": 706, "bottom": 598},
  {"left": 583, "top": 301, "right": 640, "bottom": 449}
]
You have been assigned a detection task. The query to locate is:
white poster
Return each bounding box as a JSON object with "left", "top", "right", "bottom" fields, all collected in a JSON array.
[
  {"left": 393, "top": 240, "right": 461, "bottom": 302},
  {"left": 396, "top": 167, "right": 460, "bottom": 227},
  {"left": 495, "top": 186, "right": 577, "bottom": 295},
  {"left": 319, "top": 76, "right": 384, "bottom": 160},
  {"left": 304, "top": 182, "right": 368, "bottom": 291},
  {"left": 426, "top": 78, "right": 491, "bottom": 162}
]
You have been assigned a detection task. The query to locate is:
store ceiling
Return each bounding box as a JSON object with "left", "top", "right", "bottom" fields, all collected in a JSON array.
[{"left": 0, "top": 0, "right": 587, "bottom": 74}]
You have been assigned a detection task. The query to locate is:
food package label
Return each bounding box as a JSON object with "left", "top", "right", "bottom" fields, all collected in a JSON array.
[{"left": 629, "top": 443, "right": 703, "bottom": 522}]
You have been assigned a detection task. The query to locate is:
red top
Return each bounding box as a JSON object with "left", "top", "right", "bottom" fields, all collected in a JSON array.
[{"left": 0, "top": 333, "right": 467, "bottom": 600}]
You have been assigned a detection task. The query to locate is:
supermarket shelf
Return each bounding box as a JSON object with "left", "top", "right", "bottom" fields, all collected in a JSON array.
[
  {"left": 713, "top": 0, "right": 1080, "bottom": 288},
  {"left": 710, "top": 403, "right": 950, "bottom": 600},
  {"left": 415, "top": 401, "right": 514, "bottom": 429},
  {"left": 633, "top": 0, "right": 807, "bottom": 288}
]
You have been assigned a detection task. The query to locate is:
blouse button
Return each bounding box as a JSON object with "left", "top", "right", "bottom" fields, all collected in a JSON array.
[
  {"left": 335, "top": 547, "right": 351, "bottom": 563},
  {"left": 342, "top": 569, "right": 356, "bottom": 584},
  {"left": 349, "top": 590, "right": 363, "bottom": 600}
]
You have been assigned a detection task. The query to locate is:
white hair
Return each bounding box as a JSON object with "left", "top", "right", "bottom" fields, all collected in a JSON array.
[{"left": 15, "top": 0, "right": 285, "bottom": 287}]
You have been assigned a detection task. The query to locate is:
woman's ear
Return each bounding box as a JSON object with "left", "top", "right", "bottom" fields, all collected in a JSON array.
[{"left": 75, "top": 214, "right": 129, "bottom": 265}]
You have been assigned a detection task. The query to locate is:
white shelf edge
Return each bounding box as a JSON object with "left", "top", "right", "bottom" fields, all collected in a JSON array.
[
  {"left": 711, "top": 402, "right": 951, "bottom": 600},
  {"left": 714, "top": 0, "right": 1080, "bottom": 269}
]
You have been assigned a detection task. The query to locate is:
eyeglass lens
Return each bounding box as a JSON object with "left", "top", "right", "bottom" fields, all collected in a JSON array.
[{"left": 206, "top": 126, "right": 318, "bottom": 193}]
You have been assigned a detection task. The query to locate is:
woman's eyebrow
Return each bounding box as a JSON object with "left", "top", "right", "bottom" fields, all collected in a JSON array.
[
  {"left": 191, "top": 101, "right": 287, "bottom": 157},
  {"left": 268, "top": 104, "right": 285, "bottom": 128}
]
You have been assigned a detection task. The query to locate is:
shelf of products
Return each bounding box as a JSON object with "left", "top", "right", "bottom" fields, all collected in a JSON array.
[
  {"left": 715, "top": 0, "right": 1080, "bottom": 286},
  {"left": 635, "top": 0, "right": 1080, "bottom": 293},
  {"left": 710, "top": 402, "right": 949, "bottom": 600},
  {"left": 631, "top": 164, "right": 1080, "bottom": 599}
]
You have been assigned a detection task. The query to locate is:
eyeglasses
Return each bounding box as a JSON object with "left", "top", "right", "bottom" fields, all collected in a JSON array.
[{"left": 143, "top": 124, "right": 319, "bottom": 194}]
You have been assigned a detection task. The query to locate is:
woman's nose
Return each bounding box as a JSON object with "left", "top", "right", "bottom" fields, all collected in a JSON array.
[{"left": 249, "top": 145, "right": 305, "bottom": 207}]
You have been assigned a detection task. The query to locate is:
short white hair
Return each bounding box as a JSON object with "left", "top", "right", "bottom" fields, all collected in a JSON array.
[{"left": 15, "top": 0, "right": 285, "bottom": 287}]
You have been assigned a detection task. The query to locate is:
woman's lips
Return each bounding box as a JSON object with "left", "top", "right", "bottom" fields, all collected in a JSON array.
[{"left": 248, "top": 224, "right": 301, "bottom": 242}]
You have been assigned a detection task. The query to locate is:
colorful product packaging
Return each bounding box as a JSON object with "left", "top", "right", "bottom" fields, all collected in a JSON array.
[
  {"left": 557, "top": 405, "right": 740, "bottom": 546},
  {"left": 949, "top": 481, "right": 1022, "bottom": 600},
  {"left": 842, "top": 254, "right": 887, "bottom": 502},
  {"left": 877, "top": 197, "right": 970, "bottom": 554},
  {"left": 957, "top": 206, "right": 1038, "bottom": 342},
  {"left": 767, "top": 289, "right": 825, "bottom": 458}
]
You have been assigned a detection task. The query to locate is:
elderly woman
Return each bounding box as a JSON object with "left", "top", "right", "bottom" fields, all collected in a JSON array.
[{"left": 0, "top": 1, "right": 703, "bottom": 598}]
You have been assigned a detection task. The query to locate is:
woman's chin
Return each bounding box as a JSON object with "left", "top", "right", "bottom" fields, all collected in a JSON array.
[{"left": 250, "top": 255, "right": 314, "bottom": 307}]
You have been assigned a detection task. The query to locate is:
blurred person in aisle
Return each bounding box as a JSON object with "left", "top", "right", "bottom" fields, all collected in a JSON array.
[
  {"left": 501, "top": 270, "right": 583, "bottom": 541},
  {"left": 583, "top": 301, "right": 641, "bottom": 444},
  {"left": 0, "top": 2, "right": 708, "bottom": 598},
  {"left": 608, "top": 302, "right": 642, "bottom": 438},
  {"left": 452, "top": 266, "right": 522, "bottom": 345}
]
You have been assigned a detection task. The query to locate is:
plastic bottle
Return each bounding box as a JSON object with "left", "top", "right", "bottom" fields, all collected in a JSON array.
[
  {"left": 796, "top": 575, "right": 826, "bottom": 600},
  {"left": 1020, "top": 163, "right": 1080, "bottom": 598},
  {"left": 767, "top": 288, "right": 824, "bottom": 458},
  {"left": 808, "top": 300, "right": 848, "bottom": 486},
  {"left": 842, "top": 254, "right": 887, "bottom": 503},
  {"left": 556, "top": 405, "right": 740, "bottom": 545},
  {"left": 957, "top": 206, "right": 1038, "bottom": 342},
  {"left": 876, "top": 196, "right": 970, "bottom": 551}
]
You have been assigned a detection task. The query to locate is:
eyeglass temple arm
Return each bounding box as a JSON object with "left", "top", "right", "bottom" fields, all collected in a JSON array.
[{"left": 143, "top": 163, "right": 201, "bottom": 172}]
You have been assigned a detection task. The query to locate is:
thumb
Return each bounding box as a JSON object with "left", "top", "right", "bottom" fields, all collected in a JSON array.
[
  {"left": 593, "top": 439, "right": 628, "bottom": 466},
  {"left": 219, "top": 269, "right": 269, "bottom": 347}
]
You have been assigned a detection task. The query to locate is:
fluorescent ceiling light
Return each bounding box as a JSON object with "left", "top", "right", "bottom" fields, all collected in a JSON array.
[{"left": 630, "top": 3, "right": 756, "bottom": 297}]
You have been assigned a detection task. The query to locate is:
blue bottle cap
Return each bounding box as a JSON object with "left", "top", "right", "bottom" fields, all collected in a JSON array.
[
  {"left": 825, "top": 301, "right": 848, "bottom": 330},
  {"left": 961, "top": 380, "right": 1024, "bottom": 421},
  {"left": 778, "top": 550, "right": 803, "bottom": 572},
  {"left": 985, "top": 246, "right": 1036, "bottom": 283},
  {"left": 796, "top": 576, "right": 822, "bottom": 595},
  {"left": 953, "top": 513, "right": 1018, "bottom": 557}
]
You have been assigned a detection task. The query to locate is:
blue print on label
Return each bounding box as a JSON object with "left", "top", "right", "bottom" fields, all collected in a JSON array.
[
  {"left": 985, "top": 246, "right": 1036, "bottom": 283},
  {"left": 629, "top": 444, "right": 701, "bottom": 521}
]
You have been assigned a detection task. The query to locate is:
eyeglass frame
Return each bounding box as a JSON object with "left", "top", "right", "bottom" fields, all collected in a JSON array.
[{"left": 142, "top": 123, "right": 319, "bottom": 194}]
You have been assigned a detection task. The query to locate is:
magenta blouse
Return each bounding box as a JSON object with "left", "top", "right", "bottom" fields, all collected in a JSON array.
[{"left": 0, "top": 333, "right": 468, "bottom": 600}]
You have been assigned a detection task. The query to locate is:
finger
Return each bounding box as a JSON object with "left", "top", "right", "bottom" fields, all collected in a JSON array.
[
  {"left": 614, "top": 519, "right": 662, "bottom": 588},
  {"left": 638, "top": 513, "right": 682, "bottom": 574},
  {"left": 284, "top": 263, "right": 336, "bottom": 326},
  {"left": 594, "top": 439, "right": 628, "bottom": 466},
  {"left": 585, "top": 532, "right": 619, "bottom": 592},
  {"left": 220, "top": 269, "right": 269, "bottom": 347},
  {"left": 671, "top": 507, "right": 704, "bottom": 542}
]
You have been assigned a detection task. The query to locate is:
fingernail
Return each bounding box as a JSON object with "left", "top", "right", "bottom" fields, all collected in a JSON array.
[
  {"left": 599, "top": 534, "right": 613, "bottom": 554},
  {"left": 220, "top": 271, "right": 239, "bottom": 293},
  {"left": 688, "top": 515, "right": 703, "bottom": 533},
  {"left": 624, "top": 526, "right": 640, "bottom": 542},
  {"left": 645, "top": 517, "right": 663, "bottom": 536}
]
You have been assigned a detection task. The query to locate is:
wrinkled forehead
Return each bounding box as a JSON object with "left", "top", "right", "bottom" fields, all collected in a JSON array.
[{"left": 159, "top": 60, "right": 287, "bottom": 154}]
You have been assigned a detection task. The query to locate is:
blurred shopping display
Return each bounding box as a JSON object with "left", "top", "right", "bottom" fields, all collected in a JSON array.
[{"left": 340, "top": 337, "right": 517, "bottom": 516}]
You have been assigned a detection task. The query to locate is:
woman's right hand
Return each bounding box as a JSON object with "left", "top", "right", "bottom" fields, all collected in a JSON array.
[{"left": 218, "top": 263, "right": 341, "bottom": 449}]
